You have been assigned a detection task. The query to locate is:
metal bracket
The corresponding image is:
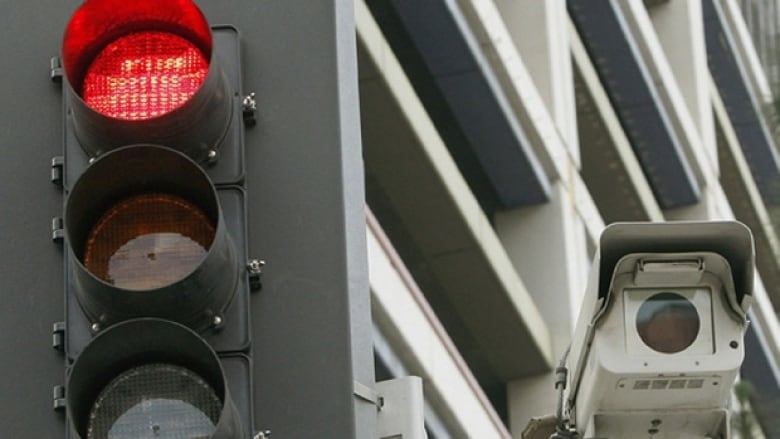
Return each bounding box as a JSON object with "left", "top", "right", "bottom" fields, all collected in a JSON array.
[
  {"left": 353, "top": 380, "right": 383, "bottom": 409},
  {"left": 242, "top": 92, "right": 257, "bottom": 127},
  {"left": 51, "top": 217, "right": 64, "bottom": 243},
  {"left": 50, "top": 56, "right": 63, "bottom": 83},
  {"left": 51, "top": 156, "right": 64, "bottom": 186},
  {"left": 52, "top": 322, "right": 65, "bottom": 351},
  {"left": 52, "top": 385, "right": 65, "bottom": 411},
  {"left": 375, "top": 377, "right": 426, "bottom": 439},
  {"left": 247, "top": 259, "right": 264, "bottom": 292}
]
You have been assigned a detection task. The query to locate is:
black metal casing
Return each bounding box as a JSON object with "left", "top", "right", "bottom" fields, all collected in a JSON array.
[{"left": 59, "top": 13, "right": 254, "bottom": 439}]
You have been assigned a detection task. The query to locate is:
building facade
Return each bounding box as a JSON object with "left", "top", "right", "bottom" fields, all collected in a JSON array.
[{"left": 358, "top": 1, "right": 780, "bottom": 437}]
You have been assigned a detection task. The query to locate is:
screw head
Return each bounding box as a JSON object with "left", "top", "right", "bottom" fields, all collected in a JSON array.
[
  {"left": 90, "top": 322, "right": 100, "bottom": 332},
  {"left": 247, "top": 259, "right": 265, "bottom": 274},
  {"left": 212, "top": 315, "right": 223, "bottom": 327},
  {"left": 243, "top": 92, "right": 257, "bottom": 110}
]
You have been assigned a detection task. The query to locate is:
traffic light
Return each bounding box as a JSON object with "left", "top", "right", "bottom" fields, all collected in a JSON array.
[{"left": 56, "top": 0, "right": 253, "bottom": 437}]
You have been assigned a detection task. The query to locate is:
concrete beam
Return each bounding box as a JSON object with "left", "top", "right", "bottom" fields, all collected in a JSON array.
[{"left": 356, "top": 0, "right": 553, "bottom": 384}]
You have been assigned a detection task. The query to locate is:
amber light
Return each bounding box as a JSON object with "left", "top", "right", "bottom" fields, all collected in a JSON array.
[
  {"left": 83, "top": 193, "right": 215, "bottom": 291},
  {"left": 82, "top": 31, "right": 209, "bottom": 120}
]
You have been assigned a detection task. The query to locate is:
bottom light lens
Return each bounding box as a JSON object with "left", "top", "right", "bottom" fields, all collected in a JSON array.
[{"left": 87, "top": 363, "right": 221, "bottom": 439}]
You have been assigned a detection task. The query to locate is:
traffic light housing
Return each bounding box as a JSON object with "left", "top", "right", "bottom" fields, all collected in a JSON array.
[
  {"left": 61, "top": 0, "right": 234, "bottom": 163},
  {"left": 57, "top": 1, "right": 253, "bottom": 437},
  {"left": 0, "top": 1, "right": 376, "bottom": 436}
]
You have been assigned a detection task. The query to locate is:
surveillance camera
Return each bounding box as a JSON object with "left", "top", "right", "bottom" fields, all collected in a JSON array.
[{"left": 562, "top": 221, "right": 754, "bottom": 438}]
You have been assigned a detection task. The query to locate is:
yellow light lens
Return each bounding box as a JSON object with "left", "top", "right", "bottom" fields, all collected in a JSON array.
[{"left": 83, "top": 193, "right": 215, "bottom": 290}]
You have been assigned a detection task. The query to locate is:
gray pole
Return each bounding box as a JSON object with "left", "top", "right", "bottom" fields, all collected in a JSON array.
[{"left": 205, "top": 0, "right": 377, "bottom": 436}]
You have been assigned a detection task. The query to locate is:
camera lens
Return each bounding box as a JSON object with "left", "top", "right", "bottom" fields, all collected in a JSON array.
[{"left": 636, "top": 292, "right": 700, "bottom": 354}]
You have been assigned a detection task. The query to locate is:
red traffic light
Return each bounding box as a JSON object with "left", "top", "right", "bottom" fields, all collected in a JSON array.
[
  {"left": 81, "top": 31, "right": 209, "bottom": 121},
  {"left": 62, "top": 0, "right": 212, "bottom": 111},
  {"left": 58, "top": 2, "right": 253, "bottom": 437},
  {"left": 62, "top": 0, "right": 231, "bottom": 162}
]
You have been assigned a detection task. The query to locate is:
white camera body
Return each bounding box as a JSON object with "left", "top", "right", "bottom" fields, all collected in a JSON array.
[{"left": 565, "top": 222, "right": 754, "bottom": 438}]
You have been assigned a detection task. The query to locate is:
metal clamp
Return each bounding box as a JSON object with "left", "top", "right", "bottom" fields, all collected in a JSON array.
[
  {"left": 247, "top": 259, "right": 264, "bottom": 292},
  {"left": 353, "top": 380, "right": 383, "bottom": 409},
  {"left": 242, "top": 92, "right": 257, "bottom": 127}
]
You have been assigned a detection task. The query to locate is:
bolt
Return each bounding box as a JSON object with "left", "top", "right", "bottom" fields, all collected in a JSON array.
[
  {"left": 730, "top": 340, "right": 739, "bottom": 349},
  {"left": 253, "top": 430, "right": 271, "bottom": 439},
  {"left": 248, "top": 259, "right": 265, "bottom": 274},
  {"left": 206, "top": 149, "right": 218, "bottom": 164},
  {"left": 212, "top": 315, "right": 223, "bottom": 327},
  {"left": 242, "top": 92, "right": 257, "bottom": 112},
  {"left": 242, "top": 92, "right": 257, "bottom": 127},
  {"left": 90, "top": 323, "right": 100, "bottom": 333},
  {"left": 247, "top": 259, "right": 265, "bottom": 292},
  {"left": 88, "top": 157, "right": 97, "bottom": 164}
]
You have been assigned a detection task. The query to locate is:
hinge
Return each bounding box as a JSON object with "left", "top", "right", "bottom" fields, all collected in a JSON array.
[
  {"left": 50, "top": 56, "right": 63, "bottom": 83},
  {"left": 52, "top": 322, "right": 65, "bottom": 351},
  {"left": 51, "top": 156, "right": 64, "bottom": 186},
  {"left": 53, "top": 385, "right": 65, "bottom": 411},
  {"left": 52, "top": 217, "right": 64, "bottom": 243}
]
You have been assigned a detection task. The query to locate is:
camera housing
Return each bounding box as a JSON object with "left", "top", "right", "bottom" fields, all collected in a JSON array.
[{"left": 565, "top": 221, "right": 754, "bottom": 438}]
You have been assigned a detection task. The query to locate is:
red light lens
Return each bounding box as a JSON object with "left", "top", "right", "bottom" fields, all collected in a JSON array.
[
  {"left": 82, "top": 31, "right": 208, "bottom": 121},
  {"left": 63, "top": 0, "right": 213, "bottom": 121}
]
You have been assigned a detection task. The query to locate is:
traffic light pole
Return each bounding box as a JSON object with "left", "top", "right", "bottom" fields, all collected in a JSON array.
[
  {"left": 217, "top": 1, "right": 378, "bottom": 437},
  {"left": 0, "top": 1, "right": 376, "bottom": 437}
]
